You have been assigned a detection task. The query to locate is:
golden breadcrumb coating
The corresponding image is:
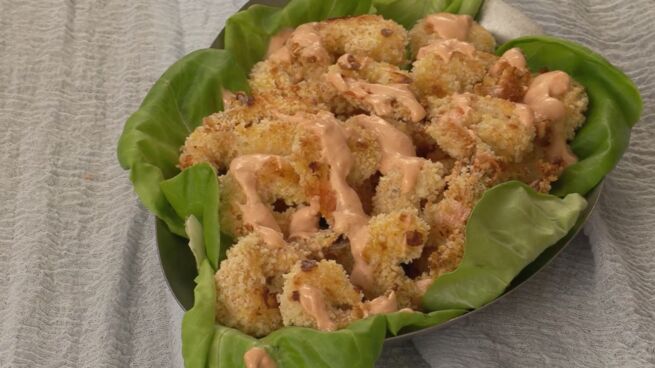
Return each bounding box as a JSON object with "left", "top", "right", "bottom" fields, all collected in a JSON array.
[
  {"left": 442, "top": 161, "right": 497, "bottom": 208},
  {"left": 330, "top": 54, "right": 413, "bottom": 85},
  {"left": 219, "top": 158, "right": 306, "bottom": 239},
  {"left": 292, "top": 230, "right": 342, "bottom": 259},
  {"left": 427, "top": 230, "right": 466, "bottom": 277},
  {"left": 411, "top": 42, "right": 497, "bottom": 100},
  {"left": 498, "top": 150, "right": 564, "bottom": 193},
  {"left": 426, "top": 93, "right": 536, "bottom": 163},
  {"left": 561, "top": 80, "right": 589, "bottom": 140},
  {"left": 372, "top": 159, "right": 446, "bottom": 215},
  {"left": 279, "top": 260, "right": 363, "bottom": 330},
  {"left": 288, "top": 112, "right": 381, "bottom": 211},
  {"left": 409, "top": 14, "right": 496, "bottom": 57},
  {"left": 214, "top": 233, "right": 307, "bottom": 337},
  {"left": 179, "top": 97, "right": 302, "bottom": 171},
  {"left": 499, "top": 80, "right": 588, "bottom": 192},
  {"left": 417, "top": 162, "right": 495, "bottom": 278},
  {"left": 474, "top": 58, "right": 532, "bottom": 102},
  {"left": 318, "top": 15, "right": 408, "bottom": 66},
  {"left": 361, "top": 210, "right": 430, "bottom": 307},
  {"left": 324, "top": 54, "right": 423, "bottom": 122},
  {"left": 249, "top": 60, "right": 333, "bottom": 113}
]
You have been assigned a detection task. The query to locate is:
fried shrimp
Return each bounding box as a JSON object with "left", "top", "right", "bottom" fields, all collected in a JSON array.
[
  {"left": 175, "top": 11, "right": 590, "bottom": 337},
  {"left": 426, "top": 93, "right": 536, "bottom": 164},
  {"left": 325, "top": 54, "right": 426, "bottom": 122},
  {"left": 360, "top": 210, "right": 430, "bottom": 307},
  {"left": 214, "top": 233, "right": 307, "bottom": 337},
  {"left": 411, "top": 39, "right": 497, "bottom": 100},
  {"left": 474, "top": 48, "right": 532, "bottom": 102},
  {"left": 409, "top": 13, "right": 496, "bottom": 56},
  {"left": 179, "top": 98, "right": 301, "bottom": 171},
  {"left": 318, "top": 15, "right": 409, "bottom": 66},
  {"left": 219, "top": 155, "right": 305, "bottom": 239},
  {"left": 557, "top": 79, "right": 589, "bottom": 140},
  {"left": 287, "top": 111, "right": 381, "bottom": 205},
  {"left": 419, "top": 161, "right": 499, "bottom": 277},
  {"left": 372, "top": 160, "right": 446, "bottom": 215},
  {"left": 279, "top": 260, "right": 363, "bottom": 331},
  {"left": 250, "top": 14, "right": 408, "bottom": 111}
]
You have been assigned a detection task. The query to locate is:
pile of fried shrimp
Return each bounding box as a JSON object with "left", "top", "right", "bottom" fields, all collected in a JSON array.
[{"left": 178, "top": 13, "right": 588, "bottom": 337}]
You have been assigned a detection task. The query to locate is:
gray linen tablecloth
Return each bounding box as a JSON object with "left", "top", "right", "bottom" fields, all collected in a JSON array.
[{"left": 0, "top": 0, "right": 653, "bottom": 367}]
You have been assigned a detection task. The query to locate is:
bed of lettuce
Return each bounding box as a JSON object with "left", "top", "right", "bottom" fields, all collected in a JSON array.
[{"left": 116, "top": 0, "right": 642, "bottom": 366}]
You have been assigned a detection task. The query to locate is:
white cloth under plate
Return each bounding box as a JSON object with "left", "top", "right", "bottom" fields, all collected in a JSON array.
[{"left": 0, "top": 0, "right": 653, "bottom": 367}]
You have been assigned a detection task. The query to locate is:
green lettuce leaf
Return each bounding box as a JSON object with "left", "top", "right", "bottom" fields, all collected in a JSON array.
[
  {"left": 497, "top": 36, "right": 642, "bottom": 197},
  {"left": 182, "top": 259, "right": 218, "bottom": 368},
  {"left": 224, "top": 0, "right": 374, "bottom": 73},
  {"left": 207, "top": 326, "right": 260, "bottom": 368},
  {"left": 185, "top": 215, "right": 207, "bottom": 268},
  {"left": 384, "top": 309, "right": 466, "bottom": 335},
  {"left": 422, "top": 181, "right": 586, "bottom": 310},
  {"left": 372, "top": 0, "right": 483, "bottom": 28},
  {"left": 117, "top": 49, "right": 249, "bottom": 237},
  {"left": 161, "top": 164, "right": 222, "bottom": 269},
  {"left": 262, "top": 317, "right": 387, "bottom": 367}
]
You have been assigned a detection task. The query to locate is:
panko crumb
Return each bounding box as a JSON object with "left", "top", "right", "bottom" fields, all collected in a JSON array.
[
  {"left": 372, "top": 159, "right": 446, "bottom": 215},
  {"left": 411, "top": 41, "right": 498, "bottom": 100},
  {"left": 409, "top": 13, "right": 496, "bottom": 57},
  {"left": 179, "top": 96, "right": 304, "bottom": 171},
  {"left": 318, "top": 15, "right": 409, "bottom": 66},
  {"left": 214, "top": 233, "right": 307, "bottom": 337},
  {"left": 426, "top": 93, "right": 536, "bottom": 164},
  {"left": 362, "top": 209, "right": 430, "bottom": 307},
  {"left": 288, "top": 113, "right": 382, "bottom": 203},
  {"left": 561, "top": 80, "right": 589, "bottom": 139},
  {"left": 324, "top": 53, "right": 419, "bottom": 121},
  {"left": 474, "top": 58, "right": 532, "bottom": 102},
  {"left": 279, "top": 260, "right": 363, "bottom": 330},
  {"left": 219, "top": 158, "right": 306, "bottom": 239}
]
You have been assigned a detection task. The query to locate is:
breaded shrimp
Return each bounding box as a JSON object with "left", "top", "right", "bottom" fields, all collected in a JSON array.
[
  {"left": 219, "top": 157, "right": 306, "bottom": 239},
  {"left": 411, "top": 39, "right": 497, "bottom": 100},
  {"left": 179, "top": 97, "right": 302, "bottom": 171},
  {"left": 409, "top": 13, "right": 496, "bottom": 57},
  {"left": 427, "top": 230, "right": 466, "bottom": 277},
  {"left": 279, "top": 260, "right": 363, "bottom": 330},
  {"left": 372, "top": 159, "right": 446, "bottom": 215},
  {"left": 558, "top": 80, "right": 589, "bottom": 140},
  {"left": 324, "top": 54, "right": 425, "bottom": 122},
  {"left": 426, "top": 93, "right": 536, "bottom": 164},
  {"left": 318, "top": 15, "right": 408, "bottom": 66},
  {"left": 249, "top": 56, "right": 335, "bottom": 113},
  {"left": 441, "top": 161, "right": 496, "bottom": 208},
  {"left": 214, "top": 233, "right": 307, "bottom": 337},
  {"left": 524, "top": 72, "right": 588, "bottom": 167},
  {"left": 287, "top": 111, "right": 381, "bottom": 204},
  {"left": 419, "top": 162, "right": 494, "bottom": 277},
  {"left": 251, "top": 14, "right": 409, "bottom": 109},
  {"left": 498, "top": 150, "right": 564, "bottom": 193},
  {"left": 474, "top": 48, "right": 532, "bottom": 102},
  {"left": 360, "top": 210, "right": 430, "bottom": 307},
  {"left": 329, "top": 53, "right": 413, "bottom": 85},
  {"left": 249, "top": 22, "right": 336, "bottom": 111}
]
